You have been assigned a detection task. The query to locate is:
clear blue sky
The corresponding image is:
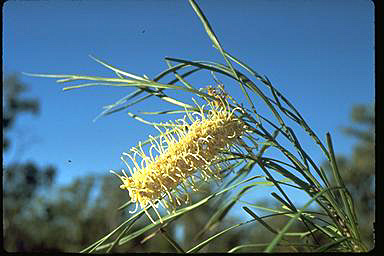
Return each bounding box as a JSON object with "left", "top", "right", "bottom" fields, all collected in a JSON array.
[{"left": 4, "top": 0, "right": 374, "bottom": 208}]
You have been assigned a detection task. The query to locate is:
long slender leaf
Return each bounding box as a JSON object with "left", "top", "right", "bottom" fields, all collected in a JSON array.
[
  {"left": 187, "top": 220, "right": 253, "bottom": 253},
  {"left": 89, "top": 55, "right": 148, "bottom": 81},
  {"left": 243, "top": 207, "right": 278, "bottom": 235},
  {"left": 94, "top": 175, "right": 261, "bottom": 251},
  {"left": 160, "top": 228, "right": 185, "bottom": 253},
  {"left": 228, "top": 243, "right": 318, "bottom": 253},
  {"left": 264, "top": 187, "right": 342, "bottom": 252}
]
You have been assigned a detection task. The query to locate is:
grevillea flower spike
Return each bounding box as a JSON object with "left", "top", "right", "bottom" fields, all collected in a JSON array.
[{"left": 111, "top": 94, "right": 248, "bottom": 223}]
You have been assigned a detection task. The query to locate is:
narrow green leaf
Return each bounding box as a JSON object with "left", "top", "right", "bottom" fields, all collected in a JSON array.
[
  {"left": 165, "top": 59, "right": 195, "bottom": 89},
  {"left": 326, "top": 133, "right": 357, "bottom": 240},
  {"left": 243, "top": 207, "right": 278, "bottom": 235},
  {"left": 187, "top": 220, "right": 252, "bottom": 253},
  {"left": 127, "top": 112, "right": 185, "bottom": 127},
  {"left": 264, "top": 187, "right": 341, "bottom": 252},
  {"left": 314, "top": 237, "right": 348, "bottom": 252},
  {"left": 271, "top": 192, "right": 296, "bottom": 212},
  {"left": 80, "top": 210, "right": 145, "bottom": 253},
  {"left": 89, "top": 54, "right": 148, "bottom": 81},
  {"left": 106, "top": 218, "right": 136, "bottom": 253},
  {"left": 160, "top": 228, "right": 185, "bottom": 253},
  {"left": 228, "top": 242, "right": 318, "bottom": 253},
  {"left": 94, "top": 175, "right": 261, "bottom": 251},
  {"left": 94, "top": 88, "right": 146, "bottom": 121},
  {"left": 139, "top": 109, "right": 190, "bottom": 115}
]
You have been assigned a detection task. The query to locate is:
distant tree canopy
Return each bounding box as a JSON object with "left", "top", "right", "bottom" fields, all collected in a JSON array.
[
  {"left": 2, "top": 74, "right": 175, "bottom": 252},
  {"left": 3, "top": 74, "right": 55, "bottom": 251},
  {"left": 3, "top": 74, "right": 39, "bottom": 150},
  {"left": 3, "top": 73, "right": 52, "bottom": 207}
]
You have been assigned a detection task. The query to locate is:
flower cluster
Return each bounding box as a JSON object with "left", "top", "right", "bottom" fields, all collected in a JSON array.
[{"left": 111, "top": 97, "right": 246, "bottom": 222}]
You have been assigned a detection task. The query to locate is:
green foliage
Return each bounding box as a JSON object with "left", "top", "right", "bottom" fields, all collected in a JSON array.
[{"left": 321, "top": 103, "right": 375, "bottom": 250}]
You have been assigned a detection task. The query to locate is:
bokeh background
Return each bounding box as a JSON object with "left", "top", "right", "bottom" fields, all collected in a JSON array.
[{"left": 3, "top": 0, "right": 374, "bottom": 252}]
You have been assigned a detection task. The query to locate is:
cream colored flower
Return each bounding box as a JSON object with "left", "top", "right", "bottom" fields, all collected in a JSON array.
[{"left": 111, "top": 97, "right": 246, "bottom": 223}]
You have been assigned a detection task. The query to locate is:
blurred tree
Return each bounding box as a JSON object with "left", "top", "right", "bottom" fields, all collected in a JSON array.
[
  {"left": 3, "top": 73, "right": 57, "bottom": 251},
  {"left": 3, "top": 74, "right": 39, "bottom": 151},
  {"left": 2, "top": 73, "right": 174, "bottom": 252}
]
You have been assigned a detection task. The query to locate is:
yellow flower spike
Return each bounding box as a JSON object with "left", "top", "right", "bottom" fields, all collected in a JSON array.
[{"left": 112, "top": 97, "right": 247, "bottom": 223}]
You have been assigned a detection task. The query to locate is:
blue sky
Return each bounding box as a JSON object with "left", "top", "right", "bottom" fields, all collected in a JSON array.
[{"left": 4, "top": 0, "right": 374, "bottom": 211}]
